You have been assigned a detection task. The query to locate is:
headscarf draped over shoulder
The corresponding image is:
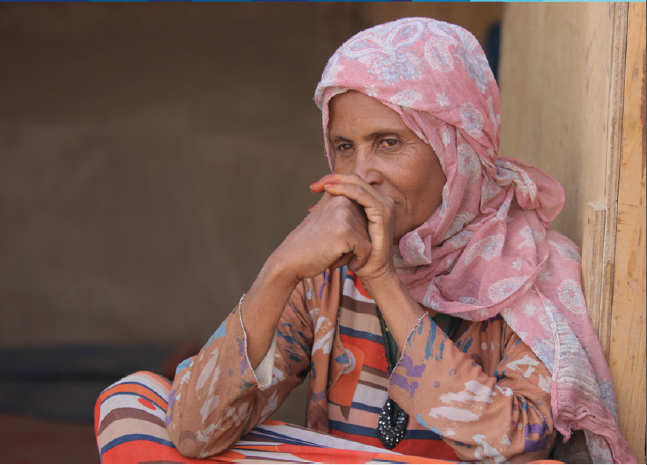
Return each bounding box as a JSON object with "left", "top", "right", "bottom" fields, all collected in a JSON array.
[{"left": 314, "top": 17, "right": 635, "bottom": 464}]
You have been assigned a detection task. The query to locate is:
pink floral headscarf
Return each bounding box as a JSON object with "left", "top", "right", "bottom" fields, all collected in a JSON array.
[{"left": 314, "top": 18, "right": 634, "bottom": 463}]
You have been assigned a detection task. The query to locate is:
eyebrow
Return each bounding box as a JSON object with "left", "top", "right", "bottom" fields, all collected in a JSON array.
[{"left": 329, "top": 130, "right": 402, "bottom": 143}]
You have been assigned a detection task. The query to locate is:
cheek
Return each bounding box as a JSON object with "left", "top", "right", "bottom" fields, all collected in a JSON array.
[
  {"left": 427, "top": 172, "right": 446, "bottom": 211},
  {"left": 410, "top": 192, "right": 438, "bottom": 224},
  {"left": 332, "top": 157, "right": 352, "bottom": 175},
  {"left": 408, "top": 162, "right": 446, "bottom": 221}
]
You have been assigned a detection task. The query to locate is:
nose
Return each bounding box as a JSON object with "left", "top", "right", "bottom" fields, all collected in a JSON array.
[{"left": 352, "top": 146, "right": 382, "bottom": 186}]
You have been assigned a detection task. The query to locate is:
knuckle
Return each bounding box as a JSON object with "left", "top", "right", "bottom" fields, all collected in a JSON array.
[
  {"left": 331, "top": 218, "right": 351, "bottom": 236},
  {"left": 330, "top": 195, "right": 350, "bottom": 206}
]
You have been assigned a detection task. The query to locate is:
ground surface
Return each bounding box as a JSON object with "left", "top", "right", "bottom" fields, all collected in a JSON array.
[{"left": 0, "top": 413, "right": 99, "bottom": 463}]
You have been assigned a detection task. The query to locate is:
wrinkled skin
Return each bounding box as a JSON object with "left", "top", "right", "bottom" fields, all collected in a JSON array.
[
  {"left": 282, "top": 90, "right": 445, "bottom": 286},
  {"left": 243, "top": 91, "right": 446, "bottom": 366}
]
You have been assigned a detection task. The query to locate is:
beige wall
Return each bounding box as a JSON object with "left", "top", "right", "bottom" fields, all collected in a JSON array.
[
  {"left": 500, "top": 4, "right": 646, "bottom": 461},
  {"left": 0, "top": 3, "right": 503, "bottom": 426},
  {"left": 0, "top": 4, "right": 331, "bottom": 347},
  {"left": 0, "top": 4, "right": 502, "bottom": 348},
  {"left": 500, "top": 3, "right": 621, "bottom": 247}
]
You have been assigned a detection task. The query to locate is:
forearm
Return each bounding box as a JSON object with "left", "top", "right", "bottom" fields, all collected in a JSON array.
[
  {"left": 361, "top": 271, "right": 428, "bottom": 352},
  {"left": 167, "top": 256, "right": 312, "bottom": 458},
  {"left": 389, "top": 315, "right": 554, "bottom": 462},
  {"left": 167, "top": 290, "right": 314, "bottom": 457},
  {"left": 166, "top": 308, "right": 264, "bottom": 458},
  {"left": 242, "top": 251, "right": 301, "bottom": 368},
  {"left": 351, "top": 267, "right": 554, "bottom": 460}
]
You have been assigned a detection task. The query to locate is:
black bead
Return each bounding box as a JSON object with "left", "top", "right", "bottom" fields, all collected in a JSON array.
[{"left": 376, "top": 397, "right": 409, "bottom": 450}]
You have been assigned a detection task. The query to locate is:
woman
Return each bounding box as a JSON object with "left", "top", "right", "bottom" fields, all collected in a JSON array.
[{"left": 165, "top": 18, "right": 633, "bottom": 463}]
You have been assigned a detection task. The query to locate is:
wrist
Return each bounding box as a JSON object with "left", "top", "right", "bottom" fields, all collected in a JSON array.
[
  {"left": 360, "top": 268, "right": 402, "bottom": 301},
  {"left": 263, "top": 249, "right": 302, "bottom": 292}
]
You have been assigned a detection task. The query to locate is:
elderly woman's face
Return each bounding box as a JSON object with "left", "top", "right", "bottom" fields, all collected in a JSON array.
[{"left": 328, "top": 91, "right": 446, "bottom": 242}]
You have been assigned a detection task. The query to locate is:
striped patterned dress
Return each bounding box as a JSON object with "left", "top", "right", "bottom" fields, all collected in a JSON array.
[
  {"left": 327, "top": 269, "right": 460, "bottom": 461},
  {"left": 165, "top": 267, "right": 556, "bottom": 462}
]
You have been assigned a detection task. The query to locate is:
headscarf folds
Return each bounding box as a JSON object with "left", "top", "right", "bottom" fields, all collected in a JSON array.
[{"left": 314, "top": 17, "right": 635, "bottom": 463}]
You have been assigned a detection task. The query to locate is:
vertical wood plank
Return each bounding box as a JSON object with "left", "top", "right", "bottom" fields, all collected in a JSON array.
[
  {"left": 500, "top": 3, "right": 628, "bottom": 357},
  {"left": 597, "top": 2, "right": 630, "bottom": 365},
  {"left": 608, "top": 4, "right": 647, "bottom": 462},
  {"left": 581, "top": 201, "right": 607, "bottom": 341},
  {"left": 500, "top": 4, "right": 645, "bottom": 459}
]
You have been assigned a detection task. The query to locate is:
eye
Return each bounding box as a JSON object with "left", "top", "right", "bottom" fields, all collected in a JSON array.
[
  {"left": 335, "top": 143, "right": 353, "bottom": 155},
  {"left": 378, "top": 138, "right": 400, "bottom": 148}
]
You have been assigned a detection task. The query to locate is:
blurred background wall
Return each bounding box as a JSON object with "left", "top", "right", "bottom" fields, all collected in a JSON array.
[
  {"left": 0, "top": 6, "right": 503, "bottom": 458},
  {"left": 0, "top": 3, "right": 503, "bottom": 349}
]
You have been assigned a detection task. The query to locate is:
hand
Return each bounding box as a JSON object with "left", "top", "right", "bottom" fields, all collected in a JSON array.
[
  {"left": 270, "top": 186, "right": 371, "bottom": 286},
  {"left": 309, "top": 174, "right": 397, "bottom": 286},
  {"left": 311, "top": 174, "right": 431, "bottom": 353}
]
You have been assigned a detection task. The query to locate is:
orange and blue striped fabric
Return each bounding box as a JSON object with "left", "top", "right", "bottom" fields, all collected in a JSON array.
[
  {"left": 327, "top": 271, "right": 459, "bottom": 462},
  {"left": 94, "top": 371, "right": 460, "bottom": 464}
]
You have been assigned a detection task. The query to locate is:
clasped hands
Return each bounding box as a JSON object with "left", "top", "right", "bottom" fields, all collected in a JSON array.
[{"left": 274, "top": 174, "right": 397, "bottom": 290}]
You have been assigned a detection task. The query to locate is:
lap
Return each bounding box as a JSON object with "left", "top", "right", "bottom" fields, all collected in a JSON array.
[{"left": 94, "top": 372, "right": 467, "bottom": 464}]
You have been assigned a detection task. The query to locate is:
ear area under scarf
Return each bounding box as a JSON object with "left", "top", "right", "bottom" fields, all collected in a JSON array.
[{"left": 320, "top": 86, "right": 351, "bottom": 172}]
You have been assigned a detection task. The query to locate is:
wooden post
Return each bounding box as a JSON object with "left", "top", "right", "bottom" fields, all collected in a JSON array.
[
  {"left": 608, "top": 4, "right": 646, "bottom": 462},
  {"left": 500, "top": 3, "right": 646, "bottom": 461}
]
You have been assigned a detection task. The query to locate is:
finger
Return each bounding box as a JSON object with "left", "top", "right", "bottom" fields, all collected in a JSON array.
[
  {"left": 323, "top": 182, "right": 389, "bottom": 218},
  {"left": 315, "top": 192, "right": 368, "bottom": 228},
  {"left": 309, "top": 174, "right": 340, "bottom": 193},
  {"left": 325, "top": 183, "right": 394, "bottom": 257},
  {"left": 347, "top": 233, "right": 372, "bottom": 271},
  {"left": 310, "top": 174, "right": 374, "bottom": 194},
  {"left": 313, "top": 175, "right": 393, "bottom": 229},
  {"left": 319, "top": 174, "right": 389, "bottom": 210},
  {"left": 330, "top": 233, "right": 372, "bottom": 273},
  {"left": 348, "top": 250, "right": 369, "bottom": 273},
  {"left": 309, "top": 178, "right": 329, "bottom": 194},
  {"left": 329, "top": 252, "right": 353, "bottom": 270},
  {"left": 330, "top": 220, "right": 371, "bottom": 270}
]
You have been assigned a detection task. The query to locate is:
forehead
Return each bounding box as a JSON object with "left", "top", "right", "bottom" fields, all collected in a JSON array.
[{"left": 328, "top": 91, "right": 410, "bottom": 136}]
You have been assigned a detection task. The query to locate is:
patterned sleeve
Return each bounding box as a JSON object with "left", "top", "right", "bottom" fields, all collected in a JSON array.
[
  {"left": 166, "top": 281, "right": 315, "bottom": 459},
  {"left": 389, "top": 314, "right": 555, "bottom": 463}
]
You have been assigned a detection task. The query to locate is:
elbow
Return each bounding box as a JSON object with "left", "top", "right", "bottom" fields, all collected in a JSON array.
[
  {"left": 167, "top": 410, "right": 242, "bottom": 459},
  {"left": 168, "top": 421, "right": 235, "bottom": 459},
  {"left": 506, "top": 419, "right": 556, "bottom": 463},
  {"left": 165, "top": 371, "right": 255, "bottom": 458},
  {"left": 166, "top": 412, "right": 204, "bottom": 458},
  {"left": 174, "top": 440, "right": 204, "bottom": 459},
  {"left": 172, "top": 429, "right": 240, "bottom": 459}
]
